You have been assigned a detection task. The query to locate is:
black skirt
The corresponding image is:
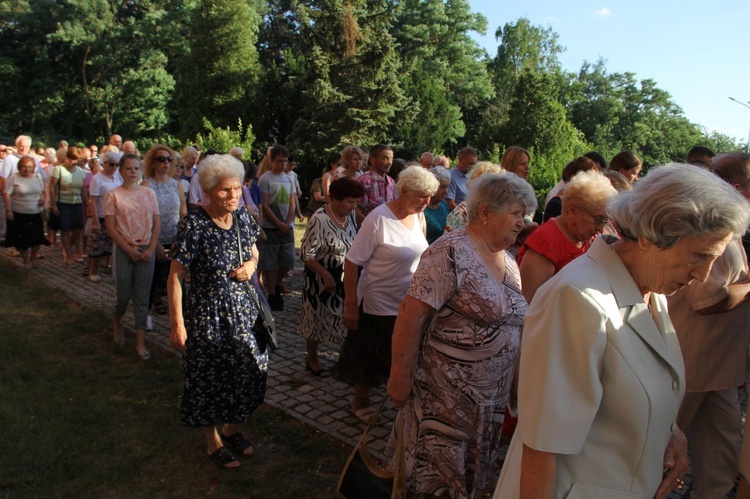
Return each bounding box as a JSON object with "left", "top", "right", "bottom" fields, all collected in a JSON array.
[{"left": 5, "top": 212, "right": 50, "bottom": 250}]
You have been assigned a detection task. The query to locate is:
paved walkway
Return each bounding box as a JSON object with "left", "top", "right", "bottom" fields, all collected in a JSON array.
[{"left": 3, "top": 243, "right": 716, "bottom": 497}]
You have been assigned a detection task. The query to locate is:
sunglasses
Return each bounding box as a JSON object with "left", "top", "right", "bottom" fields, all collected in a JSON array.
[
  {"left": 155, "top": 156, "right": 173, "bottom": 163},
  {"left": 105, "top": 162, "right": 119, "bottom": 167}
]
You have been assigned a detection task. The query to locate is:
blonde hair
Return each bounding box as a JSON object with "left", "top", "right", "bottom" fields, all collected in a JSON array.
[
  {"left": 468, "top": 162, "right": 503, "bottom": 187},
  {"left": 562, "top": 170, "right": 617, "bottom": 214}
]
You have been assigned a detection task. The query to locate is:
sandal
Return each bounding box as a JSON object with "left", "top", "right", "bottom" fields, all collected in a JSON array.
[
  {"left": 220, "top": 431, "right": 254, "bottom": 456},
  {"left": 137, "top": 349, "right": 151, "bottom": 361},
  {"left": 208, "top": 446, "right": 240, "bottom": 469},
  {"left": 352, "top": 406, "right": 380, "bottom": 425},
  {"left": 305, "top": 359, "right": 330, "bottom": 378}
]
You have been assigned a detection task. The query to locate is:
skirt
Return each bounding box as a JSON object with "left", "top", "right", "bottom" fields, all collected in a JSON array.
[{"left": 5, "top": 212, "right": 51, "bottom": 251}]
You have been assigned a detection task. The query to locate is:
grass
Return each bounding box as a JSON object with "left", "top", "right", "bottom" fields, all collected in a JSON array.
[{"left": 0, "top": 257, "right": 348, "bottom": 498}]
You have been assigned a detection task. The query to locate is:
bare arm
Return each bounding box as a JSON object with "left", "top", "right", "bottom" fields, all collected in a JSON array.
[
  {"left": 105, "top": 214, "right": 141, "bottom": 262},
  {"left": 304, "top": 258, "right": 336, "bottom": 293},
  {"left": 142, "top": 212, "right": 160, "bottom": 261},
  {"left": 354, "top": 206, "right": 365, "bottom": 227},
  {"left": 261, "top": 191, "right": 290, "bottom": 235},
  {"left": 655, "top": 428, "right": 689, "bottom": 499},
  {"left": 49, "top": 176, "right": 59, "bottom": 214},
  {"left": 387, "top": 296, "right": 434, "bottom": 407},
  {"left": 177, "top": 181, "right": 187, "bottom": 220},
  {"left": 342, "top": 258, "right": 360, "bottom": 331},
  {"left": 521, "top": 445, "right": 557, "bottom": 498},
  {"left": 519, "top": 248, "right": 556, "bottom": 304},
  {"left": 167, "top": 258, "right": 187, "bottom": 352},
  {"left": 696, "top": 274, "right": 750, "bottom": 315},
  {"left": 322, "top": 174, "right": 332, "bottom": 203},
  {"left": 445, "top": 198, "right": 457, "bottom": 211}
]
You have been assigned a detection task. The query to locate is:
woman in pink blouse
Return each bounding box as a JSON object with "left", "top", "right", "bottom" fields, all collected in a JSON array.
[{"left": 104, "top": 154, "right": 160, "bottom": 360}]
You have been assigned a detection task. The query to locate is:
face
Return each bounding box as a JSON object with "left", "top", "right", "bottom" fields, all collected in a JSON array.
[
  {"left": 18, "top": 160, "right": 35, "bottom": 178},
  {"left": 153, "top": 149, "right": 172, "bottom": 174},
  {"left": 510, "top": 154, "right": 530, "bottom": 180},
  {"left": 402, "top": 188, "right": 433, "bottom": 214},
  {"left": 431, "top": 181, "right": 449, "bottom": 203},
  {"left": 173, "top": 162, "right": 185, "bottom": 179},
  {"left": 286, "top": 160, "right": 297, "bottom": 173},
  {"left": 103, "top": 158, "right": 119, "bottom": 175},
  {"left": 569, "top": 203, "right": 610, "bottom": 243},
  {"left": 360, "top": 152, "right": 369, "bottom": 169},
  {"left": 420, "top": 153, "right": 434, "bottom": 169},
  {"left": 16, "top": 139, "right": 30, "bottom": 155},
  {"left": 620, "top": 164, "right": 642, "bottom": 183},
  {"left": 331, "top": 196, "right": 360, "bottom": 216},
  {"left": 347, "top": 153, "right": 361, "bottom": 170},
  {"left": 644, "top": 232, "right": 734, "bottom": 295},
  {"left": 457, "top": 154, "right": 478, "bottom": 173},
  {"left": 120, "top": 158, "right": 141, "bottom": 183},
  {"left": 0, "top": 147, "right": 7, "bottom": 159},
  {"left": 110, "top": 135, "right": 123, "bottom": 149},
  {"left": 481, "top": 201, "right": 526, "bottom": 251},
  {"left": 208, "top": 176, "right": 242, "bottom": 214},
  {"left": 271, "top": 155, "right": 288, "bottom": 173},
  {"left": 371, "top": 150, "right": 393, "bottom": 175},
  {"left": 90, "top": 146, "right": 98, "bottom": 156}
]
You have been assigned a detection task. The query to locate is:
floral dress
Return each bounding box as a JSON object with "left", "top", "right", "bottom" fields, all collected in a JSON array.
[
  {"left": 391, "top": 227, "right": 527, "bottom": 498},
  {"left": 173, "top": 206, "right": 268, "bottom": 427},
  {"left": 298, "top": 207, "right": 357, "bottom": 344}
]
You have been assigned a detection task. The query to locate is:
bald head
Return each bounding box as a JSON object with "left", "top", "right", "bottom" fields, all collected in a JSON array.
[
  {"left": 713, "top": 153, "right": 750, "bottom": 200},
  {"left": 122, "top": 141, "right": 136, "bottom": 155},
  {"left": 419, "top": 152, "right": 434, "bottom": 169},
  {"left": 109, "top": 134, "right": 123, "bottom": 149}
]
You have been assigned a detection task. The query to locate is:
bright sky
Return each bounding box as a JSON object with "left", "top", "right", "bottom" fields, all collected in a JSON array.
[{"left": 468, "top": 0, "right": 750, "bottom": 145}]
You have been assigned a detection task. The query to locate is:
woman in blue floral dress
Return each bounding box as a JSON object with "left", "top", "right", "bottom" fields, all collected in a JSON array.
[{"left": 168, "top": 154, "right": 266, "bottom": 469}]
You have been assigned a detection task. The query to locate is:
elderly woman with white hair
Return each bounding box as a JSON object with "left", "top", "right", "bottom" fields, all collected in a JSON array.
[
  {"left": 494, "top": 163, "right": 750, "bottom": 499},
  {"left": 332, "top": 166, "right": 438, "bottom": 424},
  {"left": 86, "top": 150, "right": 123, "bottom": 282},
  {"left": 167, "top": 154, "right": 266, "bottom": 470},
  {"left": 387, "top": 173, "right": 537, "bottom": 497}
]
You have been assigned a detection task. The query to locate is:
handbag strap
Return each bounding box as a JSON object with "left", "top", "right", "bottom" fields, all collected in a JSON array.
[{"left": 233, "top": 211, "right": 261, "bottom": 310}]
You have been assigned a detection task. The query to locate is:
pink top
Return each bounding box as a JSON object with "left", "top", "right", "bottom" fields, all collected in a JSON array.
[
  {"left": 517, "top": 218, "right": 589, "bottom": 273},
  {"left": 103, "top": 186, "right": 159, "bottom": 247}
]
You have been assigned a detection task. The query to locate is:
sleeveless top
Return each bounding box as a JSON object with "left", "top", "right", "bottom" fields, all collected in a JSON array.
[{"left": 145, "top": 177, "right": 181, "bottom": 244}]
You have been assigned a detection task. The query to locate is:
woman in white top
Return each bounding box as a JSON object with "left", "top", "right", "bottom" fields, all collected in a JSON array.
[
  {"left": 3, "top": 156, "right": 49, "bottom": 267},
  {"left": 87, "top": 151, "right": 123, "bottom": 282},
  {"left": 330, "top": 166, "right": 438, "bottom": 424}
]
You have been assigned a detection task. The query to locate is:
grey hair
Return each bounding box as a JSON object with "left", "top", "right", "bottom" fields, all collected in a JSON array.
[
  {"left": 396, "top": 166, "right": 439, "bottom": 195},
  {"left": 561, "top": 170, "right": 617, "bottom": 214},
  {"left": 466, "top": 173, "right": 538, "bottom": 221},
  {"left": 100, "top": 151, "right": 123, "bottom": 165},
  {"left": 229, "top": 146, "right": 244, "bottom": 158},
  {"left": 199, "top": 154, "right": 246, "bottom": 193},
  {"left": 429, "top": 166, "right": 451, "bottom": 184},
  {"left": 610, "top": 163, "right": 750, "bottom": 248}
]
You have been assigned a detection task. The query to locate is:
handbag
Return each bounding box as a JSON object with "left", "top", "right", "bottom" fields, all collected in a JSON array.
[
  {"left": 234, "top": 212, "right": 277, "bottom": 353},
  {"left": 47, "top": 175, "right": 61, "bottom": 231},
  {"left": 337, "top": 398, "right": 406, "bottom": 499}
]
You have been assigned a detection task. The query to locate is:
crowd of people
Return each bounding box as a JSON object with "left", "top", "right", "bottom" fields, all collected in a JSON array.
[{"left": 4, "top": 133, "right": 750, "bottom": 498}]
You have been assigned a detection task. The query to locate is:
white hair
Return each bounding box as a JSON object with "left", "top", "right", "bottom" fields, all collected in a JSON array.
[
  {"left": 396, "top": 166, "right": 439, "bottom": 196},
  {"left": 199, "top": 154, "right": 245, "bottom": 193}
]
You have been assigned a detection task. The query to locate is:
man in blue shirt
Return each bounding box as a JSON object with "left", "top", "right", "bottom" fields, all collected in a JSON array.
[{"left": 445, "top": 147, "right": 478, "bottom": 211}]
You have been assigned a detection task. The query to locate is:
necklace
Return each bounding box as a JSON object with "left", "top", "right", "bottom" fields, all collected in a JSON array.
[{"left": 327, "top": 204, "right": 347, "bottom": 226}]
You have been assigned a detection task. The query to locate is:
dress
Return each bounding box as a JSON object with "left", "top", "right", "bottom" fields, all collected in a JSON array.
[
  {"left": 517, "top": 218, "right": 588, "bottom": 272},
  {"left": 424, "top": 201, "right": 449, "bottom": 244},
  {"left": 394, "top": 228, "right": 527, "bottom": 498},
  {"left": 298, "top": 207, "right": 357, "bottom": 344},
  {"left": 173, "top": 206, "right": 268, "bottom": 427}
]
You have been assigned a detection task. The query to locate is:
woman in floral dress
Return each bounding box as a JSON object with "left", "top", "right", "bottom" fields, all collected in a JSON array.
[{"left": 387, "top": 173, "right": 537, "bottom": 498}]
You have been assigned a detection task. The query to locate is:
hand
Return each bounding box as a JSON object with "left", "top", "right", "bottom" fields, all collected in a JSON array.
[
  {"left": 297, "top": 213, "right": 305, "bottom": 223},
  {"left": 5, "top": 211, "right": 12, "bottom": 221},
  {"left": 387, "top": 375, "right": 411, "bottom": 408},
  {"left": 91, "top": 222, "right": 100, "bottom": 233},
  {"left": 654, "top": 428, "right": 688, "bottom": 499},
  {"left": 170, "top": 324, "right": 187, "bottom": 352},
  {"left": 51, "top": 205, "right": 59, "bottom": 216},
  {"left": 343, "top": 303, "right": 359, "bottom": 331},
  {"left": 322, "top": 271, "right": 336, "bottom": 293},
  {"left": 278, "top": 224, "right": 290, "bottom": 236},
  {"left": 229, "top": 261, "right": 256, "bottom": 282},
  {"left": 141, "top": 248, "right": 154, "bottom": 261},
  {"left": 126, "top": 247, "right": 142, "bottom": 262}
]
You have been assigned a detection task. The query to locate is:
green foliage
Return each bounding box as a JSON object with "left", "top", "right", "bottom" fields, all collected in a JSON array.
[{"left": 194, "top": 118, "right": 255, "bottom": 154}]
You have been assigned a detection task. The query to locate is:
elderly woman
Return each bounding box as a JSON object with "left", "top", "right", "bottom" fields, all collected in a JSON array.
[
  {"left": 86, "top": 151, "right": 123, "bottom": 282},
  {"left": 424, "top": 166, "right": 450, "bottom": 244},
  {"left": 331, "top": 166, "right": 438, "bottom": 424},
  {"left": 493, "top": 163, "right": 750, "bottom": 499},
  {"left": 168, "top": 154, "right": 266, "bottom": 469},
  {"left": 519, "top": 170, "right": 617, "bottom": 303},
  {"left": 388, "top": 173, "right": 537, "bottom": 498},
  {"left": 142, "top": 145, "right": 186, "bottom": 319},
  {"left": 298, "top": 177, "right": 365, "bottom": 376},
  {"left": 104, "top": 154, "right": 160, "bottom": 358},
  {"left": 3, "top": 156, "right": 49, "bottom": 267},
  {"left": 49, "top": 146, "right": 87, "bottom": 267}
]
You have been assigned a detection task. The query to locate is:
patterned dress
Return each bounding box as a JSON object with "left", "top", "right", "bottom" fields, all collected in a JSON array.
[
  {"left": 173, "top": 206, "right": 268, "bottom": 427},
  {"left": 392, "top": 227, "right": 527, "bottom": 498},
  {"left": 298, "top": 207, "right": 357, "bottom": 344}
]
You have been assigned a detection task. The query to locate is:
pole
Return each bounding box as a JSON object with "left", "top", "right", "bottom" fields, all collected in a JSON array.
[{"left": 729, "top": 97, "right": 750, "bottom": 153}]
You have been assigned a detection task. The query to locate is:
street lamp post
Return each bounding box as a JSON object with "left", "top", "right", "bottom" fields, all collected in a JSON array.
[{"left": 729, "top": 97, "right": 750, "bottom": 153}]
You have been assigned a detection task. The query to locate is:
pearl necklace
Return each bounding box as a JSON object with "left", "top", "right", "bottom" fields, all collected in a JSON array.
[{"left": 327, "top": 204, "right": 348, "bottom": 226}]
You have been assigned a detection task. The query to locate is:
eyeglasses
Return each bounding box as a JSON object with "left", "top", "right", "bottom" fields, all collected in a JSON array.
[
  {"left": 589, "top": 213, "right": 610, "bottom": 227},
  {"left": 105, "top": 162, "right": 119, "bottom": 167},
  {"left": 175, "top": 164, "right": 185, "bottom": 169},
  {"left": 155, "top": 156, "right": 173, "bottom": 163}
]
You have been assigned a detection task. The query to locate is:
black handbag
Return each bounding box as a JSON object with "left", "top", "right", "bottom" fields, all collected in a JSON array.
[
  {"left": 234, "top": 212, "right": 277, "bottom": 353},
  {"left": 337, "top": 398, "right": 406, "bottom": 499}
]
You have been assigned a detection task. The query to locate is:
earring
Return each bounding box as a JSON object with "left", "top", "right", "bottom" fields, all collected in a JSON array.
[
  {"left": 571, "top": 221, "right": 577, "bottom": 227},
  {"left": 484, "top": 220, "right": 488, "bottom": 225}
]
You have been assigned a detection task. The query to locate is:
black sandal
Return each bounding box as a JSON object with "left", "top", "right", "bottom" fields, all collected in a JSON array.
[
  {"left": 209, "top": 446, "right": 240, "bottom": 468},
  {"left": 220, "top": 431, "right": 254, "bottom": 456}
]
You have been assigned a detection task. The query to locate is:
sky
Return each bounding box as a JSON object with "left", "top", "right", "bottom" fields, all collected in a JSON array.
[{"left": 467, "top": 0, "right": 750, "bottom": 145}]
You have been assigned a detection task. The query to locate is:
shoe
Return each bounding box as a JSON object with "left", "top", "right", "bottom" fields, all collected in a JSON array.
[
  {"left": 220, "top": 431, "right": 254, "bottom": 456},
  {"left": 88, "top": 274, "right": 101, "bottom": 283},
  {"left": 352, "top": 406, "right": 380, "bottom": 425},
  {"left": 268, "top": 294, "right": 283, "bottom": 311},
  {"left": 276, "top": 283, "right": 292, "bottom": 295},
  {"left": 35, "top": 253, "right": 44, "bottom": 260},
  {"left": 146, "top": 315, "right": 154, "bottom": 331},
  {"left": 305, "top": 359, "right": 329, "bottom": 378},
  {"left": 208, "top": 446, "right": 240, "bottom": 469},
  {"left": 102, "top": 265, "right": 112, "bottom": 275},
  {"left": 137, "top": 349, "right": 151, "bottom": 361},
  {"left": 82, "top": 267, "right": 90, "bottom": 277}
]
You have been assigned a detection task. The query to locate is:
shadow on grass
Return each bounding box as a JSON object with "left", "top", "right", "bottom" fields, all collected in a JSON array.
[{"left": 0, "top": 258, "right": 348, "bottom": 498}]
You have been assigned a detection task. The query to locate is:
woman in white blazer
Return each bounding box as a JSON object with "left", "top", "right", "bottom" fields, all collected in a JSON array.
[{"left": 494, "top": 163, "right": 750, "bottom": 499}]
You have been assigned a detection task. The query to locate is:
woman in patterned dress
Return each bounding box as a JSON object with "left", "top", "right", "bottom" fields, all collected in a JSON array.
[
  {"left": 167, "top": 154, "right": 266, "bottom": 469},
  {"left": 387, "top": 173, "right": 537, "bottom": 498},
  {"left": 298, "top": 177, "right": 365, "bottom": 375}
]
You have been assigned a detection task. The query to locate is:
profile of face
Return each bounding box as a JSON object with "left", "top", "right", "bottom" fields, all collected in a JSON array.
[
  {"left": 122, "top": 141, "right": 136, "bottom": 155},
  {"left": 568, "top": 203, "right": 609, "bottom": 243},
  {"left": 645, "top": 231, "right": 733, "bottom": 295},
  {"left": 209, "top": 176, "right": 242, "bottom": 214},
  {"left": 347, "top": 153, "right": 361, "bottom": 171},
  {"left": 332, "top": 196, "right": 360, "bottom": 217},
  {"left": 457, "top": 154, "right": 478, "bottom": 173},
  {"left": 402, "top": 188, "right": 433, "bottom": 214},
  {"left": 420, "top": 153, "right": 434, "bottom": 169},
  {"left": 120, "top": 158, "right": 141, "bottom": 184},
  {"left": 509, "top": 154, "right": 530, "bottom": 180},
  {"left": 482, "top": 200, "right": 526, "bottom": 250},
  {"left": 371, "top": 150, "right": 393, "bottom": 175},
  {"left": 619, "top": 164, "right": 642, "bottom": 183},
  {"left": 0, "top": 146, "right": 7, "bottom": 159},
  {"left": 173, "top": 162, "right": 185, "bottom": 179},
  {"left": 431, "top": 181, "right": 449, "bottom": 203}
]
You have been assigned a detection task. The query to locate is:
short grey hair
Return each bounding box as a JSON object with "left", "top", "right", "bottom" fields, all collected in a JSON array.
[
  {"left": 429, "top": 166, "right": 451, "bottom": 184},
  {"left": 199, "top": 154, "right": 245, "bottom": 193},
  {"left": 396, "top": 165, "right": 439, "bottom": 196},
  {"left": 229, "top": 146, "right": 244, "bottom": 158},
  {"left": 562, "top": 170, "right": 617, "bottom": 214},
  {"left": 466, "top": 173, "right": 537, "bottom": 221},
  {"left": 610, "top": 163, "right": 750, "bottom": 248},
  {"left": 100, "top": 151, "right": 123, "bottom": 165}
]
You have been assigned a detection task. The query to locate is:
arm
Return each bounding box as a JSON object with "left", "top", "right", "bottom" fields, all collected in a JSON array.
[
  {"left": 445, "top": 198, "right": 457, "bottom": 211},
  {"left": 322, "top": 174, "right": 332, "bottom": 203},
  {"left": 49, "top": 176, "right": 59, "bottom": 215},
  {"left": 696, "top": 274, "right": 750, "bottom": 314},
  {"left": 655, "top": 428, "right": 689, "bottom": 499},
  {"left": 519, "top": 248, "right": 556, "bottom": 303},
  {"left": 521, "top": 445, "right": 557, "bottom": 498},
  {"left": 177, "top": 180, "right": 187, "bottom": 220},
  {"left": 261, "top": 191, "right": 291, "bottom": 235},
  {"left": 3, "top": 191, "right": 11, "bottom": 221},
  {"left": 142, "top": 212, "right": 160, "bottom": 261},
  {"left": 105, "top": 214, "right": 142, "bottom": 262},
  {"left": 229, "top": 243, "right": 259, "bottom": 283},
  {"left": 342, "top": 258, "right": 360, "bottom": 331},
  {"left": 285, "top": 191, "right": 297, "bottom": 225},
  {"left": 90, "top": 196, "right": 101, "bottom": 231},
  {"left": 387, "top": 296, "right": 434, "bottom": 407},
  {"left": 304, "top": 258, "right": 336, "bottom": 293},
  {"left": 167, "top": 258, "right": 187, "bottom": 352}
]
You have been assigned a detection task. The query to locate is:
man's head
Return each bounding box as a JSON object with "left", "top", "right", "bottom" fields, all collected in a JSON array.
[
  {"left": 369, "top": 144, "right": 394, "bottom": 175},
  {"left": 434, "top": 156, "right": 450, "bottom": 168},
  {"left": 121, "top": 141, "right": 136, "bottom": 155},
  {"left": 712, "top": 153, "right": 750, "bottom": 200},
  {"left": 583, "top": 151, "right": 608, "bottom": 171},
  {"left": 0, "top": 144, "right": 7, "bottom": 160},
  {"left": 687, "top": 146, "right": 716, "bottom": 169},
  {"left": 15, "top": 135, "right": 32, "bottom": 155},
  {"left": 229, "top": 147, "right": 244, "bottom": 159},
  {"left": 270, "top": 145, "right": 289, "bottom": 173},
  {"left": 90, "top": 144, "right": 98, "bottom": 157},
  {"left": 419, "top": 152, "right": 435, "bottom": 169},
  {"left": 109, "top": 134, "right": 123, "bottom": 149},
  {"left": 456, "top": 147, "right": 478, "bottom": 174}
]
